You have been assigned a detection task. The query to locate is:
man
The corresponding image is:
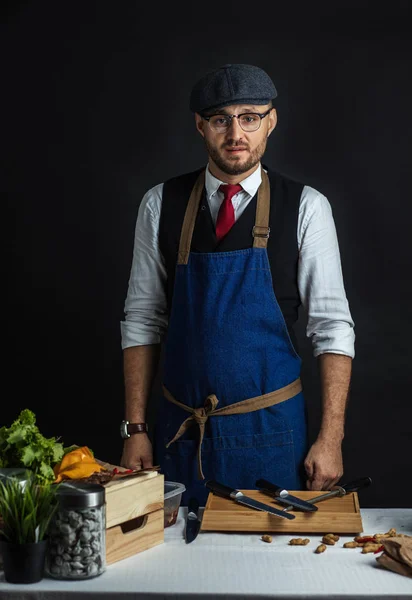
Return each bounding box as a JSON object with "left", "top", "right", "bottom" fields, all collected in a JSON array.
[{"left": 120, "top": 64, "right": 355, "bottom": 505}]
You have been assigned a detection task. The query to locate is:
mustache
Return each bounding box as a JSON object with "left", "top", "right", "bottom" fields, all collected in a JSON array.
[{"left": 222, "top": 142, "right": 249, "bottom": 150}]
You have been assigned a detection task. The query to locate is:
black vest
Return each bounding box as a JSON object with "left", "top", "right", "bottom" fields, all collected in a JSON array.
[{"left": 159, "top": 166, "right": 304, "bottom": 350}]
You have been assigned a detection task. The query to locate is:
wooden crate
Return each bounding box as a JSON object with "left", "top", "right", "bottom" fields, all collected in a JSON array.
[
  {"left": 200, "top": 489, "right": 363, "bottom": 534},
  {"left": 104, "top": 471, "right": 164, "bottom": 564}
]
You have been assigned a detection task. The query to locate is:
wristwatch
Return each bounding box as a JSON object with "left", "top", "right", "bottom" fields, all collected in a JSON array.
[{"left": 120, "top": 420, "right": 148, "bottom": 439}]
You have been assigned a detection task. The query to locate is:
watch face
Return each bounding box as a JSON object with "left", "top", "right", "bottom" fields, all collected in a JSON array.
[{"left": 120, "top": 421, "right": 130, "bottom": 439}]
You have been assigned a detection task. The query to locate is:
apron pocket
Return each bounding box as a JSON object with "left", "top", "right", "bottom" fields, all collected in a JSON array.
[
  {"left": 163, "top": 429, "right": 297, "bottom": 491},
  {"left": 203, "top": 430, "right": 296, "bottom": 490}
]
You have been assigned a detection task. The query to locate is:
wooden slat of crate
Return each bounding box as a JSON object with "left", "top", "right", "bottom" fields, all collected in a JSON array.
[
  {"left": 200, "top": 490, "right": 363, "bottom": 534},
  {"left": 106, "top": 508, "right": 164, "bottom": 565},
  {"left": 105, "top": 472, "right": 164, "bottom": 529}
]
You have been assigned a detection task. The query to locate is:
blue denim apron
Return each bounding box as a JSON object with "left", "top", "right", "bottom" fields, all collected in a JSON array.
[{"left": 155, "top": 170, "right": 308, "bottom": 505}]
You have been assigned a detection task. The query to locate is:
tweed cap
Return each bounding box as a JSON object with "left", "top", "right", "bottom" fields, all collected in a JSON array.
[{"left": 190, "top": 63, "right": 277, "bottom": 114}]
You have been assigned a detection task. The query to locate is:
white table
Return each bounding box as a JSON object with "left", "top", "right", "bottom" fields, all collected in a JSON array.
[{"left": 1, "top": 508, "right": 411, "bottom": 599}]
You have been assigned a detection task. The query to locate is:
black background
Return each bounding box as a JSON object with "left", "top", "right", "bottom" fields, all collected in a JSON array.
[{"left": 3, "top": 1, "right": 412, "bottom": 507}]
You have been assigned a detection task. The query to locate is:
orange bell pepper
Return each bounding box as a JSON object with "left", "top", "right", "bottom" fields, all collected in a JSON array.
[{"left": 53, "top": 446, "right": 106, "bottom": 483}]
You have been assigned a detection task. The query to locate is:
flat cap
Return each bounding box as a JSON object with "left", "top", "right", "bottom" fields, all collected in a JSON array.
[{"left": 190, "top": 63, "right": 277, "bottom": 114}]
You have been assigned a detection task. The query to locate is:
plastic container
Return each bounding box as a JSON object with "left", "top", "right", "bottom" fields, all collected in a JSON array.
[
  {"left": 0, "top": 468, "right": 32, "bottom": 488},
  {"left": 164, "top": 481, "right": 186, "bottom": 527},
  {"left": 45, "top": 482, "right": 106, "bottom": 580}
]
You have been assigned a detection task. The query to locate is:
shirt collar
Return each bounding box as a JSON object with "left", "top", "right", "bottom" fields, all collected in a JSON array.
[{"left": 205, "top": 163, "right": 263, "bottom": 199}]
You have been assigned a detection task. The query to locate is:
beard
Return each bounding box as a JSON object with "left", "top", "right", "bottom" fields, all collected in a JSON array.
[{"left": 204, "top": 136, "right": 268, "bottom": 176}]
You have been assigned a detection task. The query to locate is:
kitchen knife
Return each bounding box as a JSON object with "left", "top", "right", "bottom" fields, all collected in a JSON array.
[
  {"left": 282, "top": 476, "right": 372, "bottom": 512},
  {"left": 185, "top": 497, "right": 201, "bottom": 544},
  {"left": 205, "top": 480, "right": 295, "bottom": 520},
  {"left": 255, "top": 478, "right": 318, "bottom": 512}
]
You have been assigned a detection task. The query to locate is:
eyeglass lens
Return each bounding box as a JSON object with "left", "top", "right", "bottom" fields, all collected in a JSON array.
[{"left": 208, "top": 113, "right": 263, "bottom": 132}]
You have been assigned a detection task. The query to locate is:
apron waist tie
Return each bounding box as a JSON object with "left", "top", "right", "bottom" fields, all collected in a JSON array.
[{"left": 162, "top": 378, "right": 302, "bottom": 480}]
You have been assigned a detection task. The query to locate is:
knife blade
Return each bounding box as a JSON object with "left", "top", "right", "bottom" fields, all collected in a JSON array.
[
  {"left": 281, "top": 476, "right": 372, "bottom": 512},
  {"left": 255, "top": 478, "right": 318, "bottom": 512},
  {"left": 185, "top": 497, "right": 201, "bottom": 544},
  {"left": 205, "top": 480, "right": 295, "bottom": 520}
]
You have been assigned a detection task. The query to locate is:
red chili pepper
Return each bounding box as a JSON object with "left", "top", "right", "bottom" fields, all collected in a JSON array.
[
  {"left": 112, "top": 467, "right": 133, "bottom": 475},
  {"left": 374, "top": 545, "right": 384, "bottom": 554},
  {"left": 355, "top": 536, "right": 376, "bottom": 544}
]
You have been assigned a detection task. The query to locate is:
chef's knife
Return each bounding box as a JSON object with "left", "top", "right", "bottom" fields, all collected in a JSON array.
[
  {"left": 185, "top": 497, "right": 201, "bottom": 544},
  {"left": 205, "top": 480, "right": 295, "bottom": 520},
  {"left": 255, "top": 478, "right": 318, "bottom": 512},
  {"left": 282, "top": 476, "right": 372, "bottom": 512}
]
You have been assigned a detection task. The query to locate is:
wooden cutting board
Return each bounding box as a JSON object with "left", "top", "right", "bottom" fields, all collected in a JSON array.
[{"left": 200, "top": 490, "right": 363, "bottom": 534}]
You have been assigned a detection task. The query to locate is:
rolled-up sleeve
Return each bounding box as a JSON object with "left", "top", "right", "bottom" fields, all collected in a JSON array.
[
  {"left": 120, "top": 184, "right": 168, "bottom": 348},
  {"left": 298, "top": 186, "right": 355, "bottom": 358}
]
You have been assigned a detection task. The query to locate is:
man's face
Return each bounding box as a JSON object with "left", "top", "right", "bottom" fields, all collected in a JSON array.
[{"left": 195, "top": 104, "right": 277, "bottom": 177}]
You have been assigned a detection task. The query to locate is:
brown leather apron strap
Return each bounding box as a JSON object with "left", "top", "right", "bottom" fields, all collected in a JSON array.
[
  {"left": 252, "top": 170, "right": 270, "bottom": 248},
  {"left": 177, "top": 170, "right": 205, "bottom": 265},
  {"left": 177, "top": 168, "right": 271, "bottom": 265},
  {"left": 163, "top": 378, "right": 302, "bottom": 479}
]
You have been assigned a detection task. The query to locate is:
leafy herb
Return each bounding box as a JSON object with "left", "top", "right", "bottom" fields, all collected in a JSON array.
[
  {"left": 0, "top": 477, "right": 60, "bottom": 543},
  {"left": 0, "top": 409, "right": 64, "bottom": 483}
]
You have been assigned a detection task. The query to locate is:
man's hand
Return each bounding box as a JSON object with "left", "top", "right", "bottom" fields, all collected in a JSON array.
[
  {"left": 305, "top": 353, "right": 351, "bottom": 491},
  {"left": 120, "top": 433, "right": 153, "bottom": 470},
  {"left": 304, "top": 438, "right": 343, "bottom": 491}
]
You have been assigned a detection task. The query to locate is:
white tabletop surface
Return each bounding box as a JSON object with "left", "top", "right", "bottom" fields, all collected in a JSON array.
[{"left": 1, "top": 508, "right": 411, "bottom": 599}]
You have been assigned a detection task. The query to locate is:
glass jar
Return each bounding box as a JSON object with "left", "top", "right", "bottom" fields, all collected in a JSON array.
[{"left": 45, "top": 482, "right": 106, "bottom": 579}]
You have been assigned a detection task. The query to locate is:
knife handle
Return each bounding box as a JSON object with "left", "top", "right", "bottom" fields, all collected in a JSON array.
[
  {"left": 188, "top": 496, "right": 199, "bottom": 515},
  {"left": 341, "top": 477, "right": 372, "bottom": 493},
  {"left": 255, "top": 478, "right": 282, "bottom": 495},
  {"left": 205, "top": 480, "right": 237, "bottom": 499}
]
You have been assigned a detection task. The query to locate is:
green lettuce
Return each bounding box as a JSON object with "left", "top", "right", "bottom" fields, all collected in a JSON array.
[{"left": 0, "top": 409, "right": 64, "bottom": 483}]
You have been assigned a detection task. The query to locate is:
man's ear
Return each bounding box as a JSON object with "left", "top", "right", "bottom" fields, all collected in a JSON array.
[
  {"left": 195, "top": 113, "right": 205, "bottom": 138},
  {"left": 267, "top": 108, "right": 278, "bottom": 137}
]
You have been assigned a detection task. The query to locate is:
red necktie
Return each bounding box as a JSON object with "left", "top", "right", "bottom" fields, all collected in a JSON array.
[{"left": 216, "top": 184, "right": 242, "bottom": 242}]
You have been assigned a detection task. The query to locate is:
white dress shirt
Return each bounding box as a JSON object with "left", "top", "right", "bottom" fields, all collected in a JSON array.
[{"left": 121, "top": 164, "right": 355, "bottom": 358}]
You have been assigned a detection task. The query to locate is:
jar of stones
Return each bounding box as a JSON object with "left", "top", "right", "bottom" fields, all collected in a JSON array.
[{"left": 45, "top": 482, "right": 106, "bottom": 579}]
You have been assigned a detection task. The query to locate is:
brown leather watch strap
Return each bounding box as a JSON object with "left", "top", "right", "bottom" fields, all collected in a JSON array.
[{"left": 127, "top": 423, "right": 148, "bottom": 434}]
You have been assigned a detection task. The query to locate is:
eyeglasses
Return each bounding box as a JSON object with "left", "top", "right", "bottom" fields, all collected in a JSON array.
[{"left": 203, "top": 108, "right": 273, "bottom": 133}]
